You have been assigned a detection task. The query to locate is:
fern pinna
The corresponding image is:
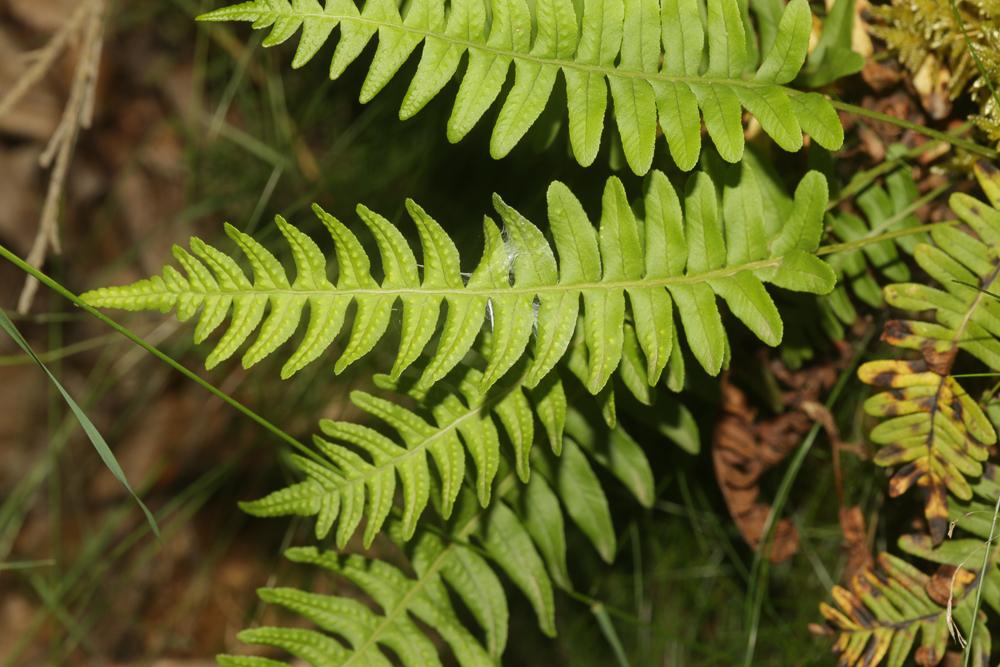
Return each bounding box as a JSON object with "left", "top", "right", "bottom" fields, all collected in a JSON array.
[
  {"left": 81, "top": 170, "right": 836, "bottom": 398},
  {"left": 196, "top": 0, "right": 843, "bottom": 173}
]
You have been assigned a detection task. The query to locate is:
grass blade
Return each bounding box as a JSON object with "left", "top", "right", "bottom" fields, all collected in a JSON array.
[{"left": 0, "top": 307, "right": 159, "bottom": 537}]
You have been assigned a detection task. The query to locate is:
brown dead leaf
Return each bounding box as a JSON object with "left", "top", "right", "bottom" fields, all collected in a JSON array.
[
  {"left": 0, "top": 146, "right": 43, "bottom": 255},
  {"left": 0, "top": 28, "right": 60, "bottom": 140},
  {"left": 713, "top": 346, "right": 856, "bottom": 563},
  {"left": 838, "top": 506, "right": 873, "bottom": 581},
  {"left": 713, "top": 377, "right": 803, "bottom": 563},
  {"left": 926, "top": 565, "right": 976, "bottom": 607}
]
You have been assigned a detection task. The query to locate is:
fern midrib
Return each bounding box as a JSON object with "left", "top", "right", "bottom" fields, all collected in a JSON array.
[
  {"left": 838, "top": 609, "right": 945, "bottom": 635},
  {"left": 249, "top": 7, "right": 788, "bottom": 91},
  {"left": 158, "top": 257, "right": 782, "bottom": 299}
]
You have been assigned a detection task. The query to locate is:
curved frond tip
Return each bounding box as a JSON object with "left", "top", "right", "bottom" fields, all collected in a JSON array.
[
  {"left": 82, "top": 170, "right": 835, "bottom": 393},
  {"left": 196, "top": 0, "right": 843, "bottom": 173}
]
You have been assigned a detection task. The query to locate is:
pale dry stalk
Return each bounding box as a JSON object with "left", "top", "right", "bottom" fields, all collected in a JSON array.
[{"left": 15, "top": 0, "right": 108, "bottom": 313}]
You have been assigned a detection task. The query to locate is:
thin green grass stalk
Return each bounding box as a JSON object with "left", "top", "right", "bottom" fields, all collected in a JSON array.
[
  {"left": 0, "top": 560, "right": 55, "bottom": 572},
  {"left": 0, "top": 308, "right": 158, "bottom": 537},
  {"left": 45, "top": 308, "right": 63, "bottom": 665},
  {"left": 963, "top": 482, "right": 1000, "bottom": 666},
  {"left": 1, "top": 464, "right": 233, "bottom": 667},
  {"left": 0, "top": 241, "right": 314, "bottom": 462},
  {"left": 52, "top": 465, "right": 235, "bottom": 662},
  {"left": 0, "top": 334, "right": 119, "bottom": 365},
  {"left": 592, "top": 603, "right": 632, "bottom": 667},
  {"left": 830, "top": 132, "right": 965, "bottom": 208},
  {"left": 741, "top": 325, "right": 876, "bottom": 667}
]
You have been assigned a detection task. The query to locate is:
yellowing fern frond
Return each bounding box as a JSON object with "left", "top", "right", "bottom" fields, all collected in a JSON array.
[
  {"left": 815, "top": 552, "right": 991, "bottom": 667},
  {"left": 81, "top": 170, "right": 836, "bottom": 394},
  {"left": 857, "top": 163, "right": 1000, "bottom": 544},
  {"left": 196, "top": 0, "right": 843, "bottom": 173}
]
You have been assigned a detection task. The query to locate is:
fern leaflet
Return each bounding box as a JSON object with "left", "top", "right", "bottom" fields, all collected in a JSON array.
[
  {"left": 243, "top": 364, "right": 566, "bottom": 546},
  {"left": 81, "top": 170, "right": 836, "bottom": 394},
  {"left": 243, "top": 359, "right": 652, "bottom": 554},
  {"left": 196, "top": 0, "right": 843, "bottom": 174}
]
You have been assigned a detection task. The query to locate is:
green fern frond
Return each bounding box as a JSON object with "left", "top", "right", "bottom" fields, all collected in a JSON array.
[
  {"left": 822, "top": 164, "right": 929, "bottom": 334},
  {"left": 857, "top": 163, "right": 1000, "bottom": 544},
  {"left": 242, "top": 357, "right": 653, "bottom": 558},
  {"left": 815, "top": 552, "right": 991, "bottom": 667},
  {"left": 81, "top": 170, "right": 836, "bottom": 393},
  {"left": 241, "top": 363, "right": 566, "bottom": 547},
  {"left": 195, "top": 0, "right": 843, "bottom": 173},
  {"left": 222, "top": 415, "right": 653, "bottom": 666}
]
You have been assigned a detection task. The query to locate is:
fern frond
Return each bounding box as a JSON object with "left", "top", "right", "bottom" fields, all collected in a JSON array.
[
  {"left": 243, "top": 357, "right": 653, "bottom": 555},
  {"left": 223, "top": 409, "right": 653, "bottom": 666},
  {"left": 857, "top": 163, "right": 1000, "bottom": 544},
  {"left": 195, "top": 0, "right": 843, "bottom": 173},
  {"left": 815, "top": 552, "right": 991, "bottom": 667},
  {"left": 822, "top": 164, "right": 929, "bottom": 334},
  {"left": 241, "top": 363, "right": 566, "bottom": 547},
  {"left": 82, "top": 170, "right": 836, "bottom": 393}
]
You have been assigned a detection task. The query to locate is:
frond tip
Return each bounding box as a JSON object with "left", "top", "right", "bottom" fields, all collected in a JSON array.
[
  {"left": 196, "top": 0, "right": 843, "bottom": 173},
  {"left": 82, "top": 170, "right": 836, "bottom": 394},
  {"left": 242, "top": 365, "right": 569, "bottom": 548}
]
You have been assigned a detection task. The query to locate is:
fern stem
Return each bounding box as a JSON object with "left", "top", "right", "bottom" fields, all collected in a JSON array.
[
  {"left": 817, "top": 219, "right": 956, "bottom": 256},
  {"left": 0, "top": 242, "right": 317, "bottom": 462},
  {"left": 828, "top": 99, "right": 1000, "bottom": 159}
]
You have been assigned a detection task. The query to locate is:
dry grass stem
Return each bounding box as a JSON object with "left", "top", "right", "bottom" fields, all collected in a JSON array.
[{"left": 16, "top": 0, "right": 107, "bottom": 313}]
